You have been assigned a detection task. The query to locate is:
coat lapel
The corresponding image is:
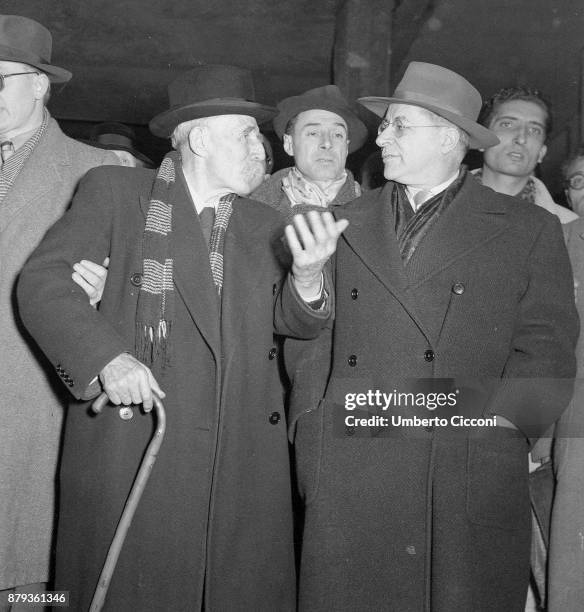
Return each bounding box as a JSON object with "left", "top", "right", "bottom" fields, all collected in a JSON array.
[
  {"left": 168, "top": 174, "right": 221, "bottom": 358},
  {"left": 405, "top": 175, "right": 510, "bottom": 288},
  {"left": 220, "top": 199, "right": 281, "bottom": 364},
  {"left": 0, "top": 118, "right": 67, "bottom": 233},
  {"left": 340, "top": 185, "right": 432, "bottom": 342}
]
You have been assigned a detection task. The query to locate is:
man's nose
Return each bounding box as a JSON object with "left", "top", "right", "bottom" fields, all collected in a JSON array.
[
  {"left": 376, "top": 128, "right": 393, "bottom": 147},
  {"left": 513, "top": 125, "right": 528, "bottom": 144},
  {"left": 319, "top": 133, "right": 332, "bottom": 149}
]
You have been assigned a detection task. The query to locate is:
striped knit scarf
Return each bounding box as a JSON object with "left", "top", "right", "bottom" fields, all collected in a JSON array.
[
  {"left": 136, "top": 151, "right": 236, "bottom": 366},
  {"left": 136, "top": 152, "right": 177, "bottom": 367}
]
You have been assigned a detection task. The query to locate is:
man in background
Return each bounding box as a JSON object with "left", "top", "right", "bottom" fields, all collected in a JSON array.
[
  {"left": 476, "top": 86, "right": 577, "bottom": 223},
  {"left": 0, "top": 14, "right": 117, "bottom": 605}
]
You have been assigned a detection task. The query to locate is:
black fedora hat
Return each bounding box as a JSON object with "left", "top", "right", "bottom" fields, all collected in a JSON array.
[
  {"left": 88, "top": 122, "right": 154, "bottom": 167},
  {"left": 0, "top": 15, "right": 71, "bottom": 83},
  {"left": 149, "top": 64, "right": 276, "bottom": 139},
  {"left": 359, "top": 62, "right": 498, "bottom": 149},
  {"left": 273, "top": 85, "right": 368, "bottom": 153}
]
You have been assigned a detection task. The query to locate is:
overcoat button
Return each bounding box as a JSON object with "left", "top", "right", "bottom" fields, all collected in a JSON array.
[
  {"left": 452, "top": 282, "right": 465, "bottom": 295},
  {"left": 268, "top": 347, "right": 278, "bottom": 360},
  {"left": 130, "top": 272, "right": 143, "bottom": 287},
  {"left": 269, "top": 411, "right": 280, "bottom": 425},
  {"left": 424, "top": 349, "right": 435, "bottom": 362},
  {"left": 348, "top": 355, "right": 357, "bottom": 367},
  {"left": 351, "top": 288, "right": 359, "bottom": 300}
]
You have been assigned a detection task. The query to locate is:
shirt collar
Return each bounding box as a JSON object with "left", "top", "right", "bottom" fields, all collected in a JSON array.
[{"left": 406, "top": 170, "right": 460, "bottom": 211}]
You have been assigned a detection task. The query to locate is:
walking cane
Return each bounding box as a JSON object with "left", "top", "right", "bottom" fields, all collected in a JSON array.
[{"left": 89, "top": 392, "right": 166, "bottom": 612}]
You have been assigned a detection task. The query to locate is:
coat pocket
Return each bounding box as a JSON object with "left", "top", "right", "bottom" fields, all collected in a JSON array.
[{"left": 466, "top": 428, "right": 530, "bottom": 530}]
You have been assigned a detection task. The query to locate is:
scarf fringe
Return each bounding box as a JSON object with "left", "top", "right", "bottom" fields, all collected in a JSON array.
[{"left": 135, "top": 321, "right": 172, "bottom": 367}]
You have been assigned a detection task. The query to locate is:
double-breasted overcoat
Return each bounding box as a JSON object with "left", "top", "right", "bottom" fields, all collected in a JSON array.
[
  {"left": 295, "top": 174, "right": 578, "bottom": 612},
  {"left": 17, "top": 165, "right": 330, "bottom": 611}
]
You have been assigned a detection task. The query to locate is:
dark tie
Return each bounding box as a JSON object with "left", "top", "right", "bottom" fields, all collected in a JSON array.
[
  {"left": 199, "top": 206, "right": 215, "bottom": 246},
  {"left": 0, "top": 140, "right": 14, "bottom": 164}
]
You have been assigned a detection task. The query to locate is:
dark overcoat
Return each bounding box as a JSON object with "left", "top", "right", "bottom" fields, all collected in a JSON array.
[
  {"left": 17, "top": 165, "right": 330, "bottom": 611},
  {"left": 294, "top": 174, "right": 578, "bottom": 612}
]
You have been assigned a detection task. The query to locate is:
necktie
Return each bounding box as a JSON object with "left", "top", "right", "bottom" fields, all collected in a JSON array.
[
  {"left": 199, "top": 206, "right": 215, "bottom": 246},
  {"left": 0, "top": 141, "right": 14, "bottom": 164}
]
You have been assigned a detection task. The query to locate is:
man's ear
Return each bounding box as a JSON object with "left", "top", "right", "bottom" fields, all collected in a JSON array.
[
  {"left": 33, "top": 72, "right": 50, "bottom": 100},
  {"left": 440, "top": 126, "right": 460, "bottom": 154},
  {"left": 537, "top": 144, "right": 548, "bottom": 165},
  {"left": 188, "top": 125, "right": 207, "bottom": 156},
  {"left": 283, "top": 134, "right": 294, "bottom": 158}
]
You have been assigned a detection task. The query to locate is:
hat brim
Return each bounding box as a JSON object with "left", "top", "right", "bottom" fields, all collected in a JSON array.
[
  {"left": 273, "top": 102, "right": 368, "bottom": 154},
  {"left": 149, "top": 100, "right": 277, "bottom": 139},
  {"left": 0, "top": 48, "right": 72, "bottom": 83},
  {"left": 358, "top": 96, "right": 499, "bottom": 150},
  {"left": 81, "top": 139, "right": 153, "bottom": 166}
]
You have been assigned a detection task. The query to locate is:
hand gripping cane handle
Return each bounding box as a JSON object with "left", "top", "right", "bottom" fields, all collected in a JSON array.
[{"left": 89, "top": 392, "right": 166, "bottom": 612}]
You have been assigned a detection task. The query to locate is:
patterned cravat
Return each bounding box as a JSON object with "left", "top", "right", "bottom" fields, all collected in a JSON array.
[{"left": 0, "top": 140, "right": 15, "bottom": 163}]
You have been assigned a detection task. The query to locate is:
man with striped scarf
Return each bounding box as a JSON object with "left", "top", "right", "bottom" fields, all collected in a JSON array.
[{"left": 17, "top": 65, "right": 345, "bottom": 611}]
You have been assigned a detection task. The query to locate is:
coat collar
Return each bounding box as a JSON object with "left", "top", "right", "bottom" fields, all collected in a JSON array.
[
  {"left": 338, "top": 174, "right": 512, "bottom": 341},
  {"left": 405, "top": 173, "right": 510, "bottom": 288},
  {"left": 1, "top": 116, "right": 70, "bottom": 232}
]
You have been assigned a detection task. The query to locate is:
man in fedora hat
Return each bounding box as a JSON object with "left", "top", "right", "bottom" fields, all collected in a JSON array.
[
  {"left": 18, "top": 64, "right": 345, "bottom": 611},
  {"left": 0, "top": 13, "right": 118, "bottom": 602},
  {"left": 251, "top": 84, "right": 368, "bottom": 452},
  {"left": 253, "top": 84, "right": 367, "bottom": 216},
  {"left": 293, "top": 62, "right": 577, "bottom": 611}
]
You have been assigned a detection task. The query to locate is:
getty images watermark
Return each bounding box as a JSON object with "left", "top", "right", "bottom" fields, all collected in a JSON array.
[{"left": 343, "top": 389, "right": 498, "bottom": 429}]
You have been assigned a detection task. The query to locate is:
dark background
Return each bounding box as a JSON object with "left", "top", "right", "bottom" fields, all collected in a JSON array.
[{"left": 6, "top": 0, "right": 584, "bottom": 198}]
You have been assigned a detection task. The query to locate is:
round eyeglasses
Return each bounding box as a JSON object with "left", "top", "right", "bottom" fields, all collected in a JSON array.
[
  {"left": 377, "top": 118, "right": 444, "bottom": 137},
  {"left": 0, "top": 71, "right": 39, "bottom": 91},
  {"left": 566, "top": 173, "right": 584, "bottom": 191}
]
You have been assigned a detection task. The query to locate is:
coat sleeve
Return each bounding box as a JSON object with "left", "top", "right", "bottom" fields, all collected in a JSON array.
[
  {"left": 273, "top": 266, "right": 333, "bottom": 339},
  {"left": 485, "top": 214, "right": 579, "bottom": 440},
  {"left": 17, "top": 167, "right": 132, "bottom": 400}
]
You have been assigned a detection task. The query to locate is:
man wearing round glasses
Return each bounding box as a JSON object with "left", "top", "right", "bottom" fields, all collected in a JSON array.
[
  {"left": 563, "top": 150, "right": 584, "bottom": 216},
  {"left": 0, "top": 14, "right": 118, "bottom": 603},
  {"left": 294, "top": 62, "right": 577, "bottom": 611}
]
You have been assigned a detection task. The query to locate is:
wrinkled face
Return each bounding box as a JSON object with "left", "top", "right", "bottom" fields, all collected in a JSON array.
[
  {"left": 483, "top": 99, "right": 547, "bottom": 179},
  {"left": 376, "top": 103, "right": 445, "bottom": 187},
  {"left": 0, "top": 60, "right": 46, "bottom": 139},
  {"left": 204, "top": 114, "right": 266, "bottom": 195},
  {"left": 565, "top": 156, "right": 584, "bottom": 216},
  {"left": 283, "top": 109, "right": 349, "bottom": 182}
]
